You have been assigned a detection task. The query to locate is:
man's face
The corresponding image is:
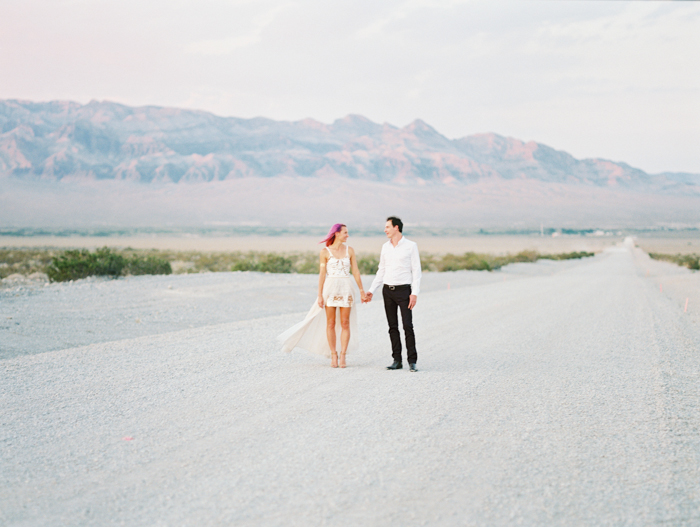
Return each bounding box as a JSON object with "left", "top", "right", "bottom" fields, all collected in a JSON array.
[{"left": 385, "top": 220, "right": 398, "bottom": 237}]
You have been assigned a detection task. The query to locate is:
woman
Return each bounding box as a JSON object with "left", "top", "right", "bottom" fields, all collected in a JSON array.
[{"left": 278, "top": 224, "right": 366, "bottom": 367}]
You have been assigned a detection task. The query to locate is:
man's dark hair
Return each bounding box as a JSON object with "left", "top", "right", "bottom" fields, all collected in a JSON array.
[{"left": 386, "top": 216, "right": 403, "bottom": 232}]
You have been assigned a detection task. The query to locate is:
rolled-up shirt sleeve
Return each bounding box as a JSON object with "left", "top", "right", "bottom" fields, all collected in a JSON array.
[{"left": 410, "top": 242, "right": 422, "bottom": 295}]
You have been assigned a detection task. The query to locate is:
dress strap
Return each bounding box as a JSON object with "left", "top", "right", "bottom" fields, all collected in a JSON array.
[
  {"left": 345, "top": 245, "right": 349, "bottom": 258},
  {"left": 325, "top": 246, "right": 332, "bottom": 256}
]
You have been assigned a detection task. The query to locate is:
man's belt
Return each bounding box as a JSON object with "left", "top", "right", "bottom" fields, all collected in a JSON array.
[{"left": 384, "top": 284, "right": 411, "bottom": 291}]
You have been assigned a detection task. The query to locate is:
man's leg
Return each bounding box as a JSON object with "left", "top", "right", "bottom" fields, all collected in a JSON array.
[
  {"left": 397, "top": 288, "right": 417, "bottom": 365},
  {"left": 383, "top": 287, "right": 402, "bottom": 362}
]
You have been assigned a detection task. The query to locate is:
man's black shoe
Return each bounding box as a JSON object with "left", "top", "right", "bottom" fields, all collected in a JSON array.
[
  {"left": 386, "top": 361, "right": 403, "bottom": 370},
  {"left": 409, "top": 363, "right": 418, "bottom": 372}
]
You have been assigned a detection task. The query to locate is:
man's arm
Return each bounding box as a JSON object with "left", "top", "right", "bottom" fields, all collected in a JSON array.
[
  {"left": 366, "top": 246, "right": 386, "bottom": 301},
  {"left": 408, "top": 242, "right": 421, "bottom": 309},
  {"left": 410, "top": 242, "right": 422, "bottom": 296}
]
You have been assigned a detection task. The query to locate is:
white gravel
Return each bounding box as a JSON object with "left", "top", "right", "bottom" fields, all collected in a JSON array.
[
  {"left": 1, "top": 242, "right": 699, "bottom": 526},
  {"left": 0, "top": 265, "right": 550, "bottom": 360}
]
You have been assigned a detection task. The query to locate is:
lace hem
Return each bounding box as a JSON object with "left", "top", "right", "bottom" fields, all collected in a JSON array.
[{"left": 326, "top": 294, "right": 354, "bottom": 307}]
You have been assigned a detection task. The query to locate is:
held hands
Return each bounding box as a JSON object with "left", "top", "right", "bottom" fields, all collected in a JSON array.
[{"left": 357, "top": 291, "right": 410, "bottom": 306}]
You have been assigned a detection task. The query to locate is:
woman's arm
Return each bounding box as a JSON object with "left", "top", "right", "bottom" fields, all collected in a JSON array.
[
  {"left": 348, "top": 247, "right": 365, "bottom": 301},
  {"left": 318, "top": 249, "right": 328, "bottom": 307}
]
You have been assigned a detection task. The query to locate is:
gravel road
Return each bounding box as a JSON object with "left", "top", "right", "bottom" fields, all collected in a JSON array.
[{"left": 2, "top": 240, "right": 699, "bottom": 526}]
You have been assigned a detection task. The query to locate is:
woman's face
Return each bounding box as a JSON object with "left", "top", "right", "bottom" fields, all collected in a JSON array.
[{"left": 337, "top": 226, "right": 349, "bottom": 242}]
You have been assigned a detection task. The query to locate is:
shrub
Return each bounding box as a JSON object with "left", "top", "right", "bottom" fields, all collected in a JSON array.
[
  {"left": 436, "top": 252, "right": 492, "bottom": 272},
  {"left": 258, "top": 254, "right": 293, "bottom": 273},
  {"left": 545, "top": 251, "right": 595, "bottom": 261},
  {"left": 231, "top": 255, "right": 257, "bottom": 272},
  {"left": 511, "top": 250, "right": 539, "bottom": 263},
  {"left": 47, "top": 247, "right": 172, "bottom": 282},
  {"left": 293, "top": 253, "right": 320, "bottom": 274},
  {"left": 231, "top": 253, "right": 293, "bottom": 273},
  {"left": 649, "top": 253, "right": 699, "bottom": 270},
  {"left": 230, "top": 251, "right": 377, "bottom": 275},
  {"left": 47, "top": 247, "right": 125, "bottom": 282},
  {"left": 418, "top": 249, "right": 594, "bottom": 273},
  {"left": 680, "top": 254, "right": 700, "bottom": 270},
  {"left": 125, "top": 255, "right": 172, "bottom": 276},
  {"left": 357, "top": 256, "right": 379, "bottom": 275},
  {"left": 0, "top": 248, "right": 57, "bottom": 278}
]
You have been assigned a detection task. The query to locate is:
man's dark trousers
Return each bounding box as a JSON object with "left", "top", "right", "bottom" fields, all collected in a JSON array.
[{"left": 382, "top": 284, "right": 417, "bottom": 364}]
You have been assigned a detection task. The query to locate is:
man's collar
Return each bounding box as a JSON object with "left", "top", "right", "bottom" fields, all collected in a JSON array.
[{"left": 388, "top": 235, "right": 404, "bottom": 247}]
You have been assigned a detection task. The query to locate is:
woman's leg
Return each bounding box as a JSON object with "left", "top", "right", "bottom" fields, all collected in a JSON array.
[
  {"left": 325, "top": 305, "right": 338, "bottom": 367},
  {"left": 338, "top": 306, "right": 351, "bottom": 368}
]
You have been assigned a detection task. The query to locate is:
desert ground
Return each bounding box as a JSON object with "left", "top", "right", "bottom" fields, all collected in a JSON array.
[
  {"left": 1, "top": 232, "right": 699, "bottom": 255},
  {"left": 3, "top": 233, "right": 699, "bottom": 255},
  {"left": 1, "top": 239, "right": 699, "bottom": 526}
]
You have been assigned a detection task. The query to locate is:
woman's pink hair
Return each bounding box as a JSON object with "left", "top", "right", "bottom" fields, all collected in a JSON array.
[{"left": 320, "top": 223, "right": 346, "bottom": 247}]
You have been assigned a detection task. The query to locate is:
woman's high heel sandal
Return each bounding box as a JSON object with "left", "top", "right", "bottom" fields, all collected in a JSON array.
[
  {"left": 339, "top": 352, "right": 346, "bottom": 368},
  {"left": 331, "top": 352, "right": 339, "bottom": 368}
]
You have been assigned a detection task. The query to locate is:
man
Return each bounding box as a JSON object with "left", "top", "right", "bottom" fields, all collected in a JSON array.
[{"left": 366, "top": 216, "right": 422, "bottom": 372}]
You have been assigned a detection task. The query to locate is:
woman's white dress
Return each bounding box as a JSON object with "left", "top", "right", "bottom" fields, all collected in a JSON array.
[{"left": 277, "top": 246, "right": 360, "bottom": 357}]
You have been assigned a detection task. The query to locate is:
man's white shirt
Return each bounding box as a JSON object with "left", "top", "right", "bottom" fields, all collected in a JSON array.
[{"left": 368, "top": 237, "right": 422, "bottom": 295}]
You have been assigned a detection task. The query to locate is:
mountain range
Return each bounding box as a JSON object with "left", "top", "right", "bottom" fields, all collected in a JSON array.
[{"left": 1, "top": 99, "right": 699, "bottom": 229}]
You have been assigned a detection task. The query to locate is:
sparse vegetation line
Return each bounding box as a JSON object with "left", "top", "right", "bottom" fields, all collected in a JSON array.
[
  {"left": 46, "top": 248, "right": 172, "bottom": 282},
  {"left": 1, "top": 247, "right": 596, "bottom": 282},
  {"left": 648, "top": 253, "right": 700, "bottom": 270}
]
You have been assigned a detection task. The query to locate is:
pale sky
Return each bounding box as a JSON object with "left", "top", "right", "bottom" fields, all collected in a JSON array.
[{"left": 1, "top": 0, "right": 699, "bottom": 174}]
